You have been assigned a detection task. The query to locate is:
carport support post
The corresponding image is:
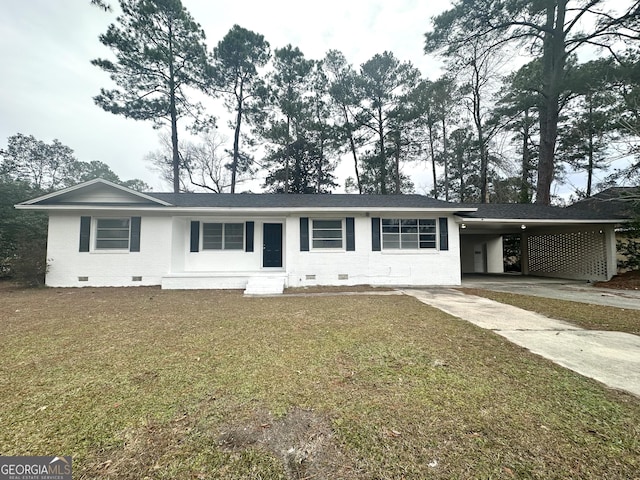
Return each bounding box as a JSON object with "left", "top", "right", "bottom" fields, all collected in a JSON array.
[
  {"left": 604, "top": 226, "right": 617, "bottom": 280},
  {"left": 521, "top": 231, "right": 530, "bottom": 276}
]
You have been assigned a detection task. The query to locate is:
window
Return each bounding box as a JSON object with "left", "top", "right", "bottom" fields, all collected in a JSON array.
[
  {"left": 312, "top": 219, "right": 343, "bottom": 249},
  {"left": 96, "top": 218, "right": 130, "bottom": 250},
  {"left": 382, "top": 219, "right": 436, "bottom": 249},
  {"left": 202, "top": 223, "right": 244, "bottom": 250}
]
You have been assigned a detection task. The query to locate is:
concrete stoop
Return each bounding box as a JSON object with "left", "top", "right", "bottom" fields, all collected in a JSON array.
[{"left": 244, "top": 276, "right": 286, "bottom": 295}]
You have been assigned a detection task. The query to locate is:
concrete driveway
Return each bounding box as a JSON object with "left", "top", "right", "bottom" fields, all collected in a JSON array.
[
  {"left": 461, "top": 274, "right": 640, "bottom": 310},
  {"left": 403, "top": 288, "right": 640, "bottom": 398}
]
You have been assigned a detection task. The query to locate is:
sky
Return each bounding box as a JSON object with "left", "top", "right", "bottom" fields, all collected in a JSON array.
[{"left": 0, "top": 0, "right": 455, "bottom": 192}]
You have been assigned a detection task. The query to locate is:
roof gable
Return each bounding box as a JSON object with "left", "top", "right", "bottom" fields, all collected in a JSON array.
[{"left": 16, "top": 178, "right": 171, "bottom": 208}]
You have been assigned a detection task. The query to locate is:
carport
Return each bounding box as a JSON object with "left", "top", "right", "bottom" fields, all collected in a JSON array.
[{"left": 455, "top": 204, "right": 623, "bottom": 282}]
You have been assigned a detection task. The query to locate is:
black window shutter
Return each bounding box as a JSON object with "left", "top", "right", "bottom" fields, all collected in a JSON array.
[
  {"left": 371, "top": 217, "right": 381, "bottom": 251},
  {"left": 190, "top": 221, "right": 200, "bottom": 252},
  {"left": 300, "top": 217, "right": 309, "bottom": 251},
  {"left": 130, "top": 216, "right": 141, "bottom": 252},
  {"left": 245, "top": 221, "right": 254, "bottom": 252},
  {"left": 346, "top": 217, "right": 355, "bottom": 251},
  {"left": 439, "top": 217, "right": 449, "bottom": 251},
  {"left": 79, "top": 216, "right": 91, "bottom": 252}
]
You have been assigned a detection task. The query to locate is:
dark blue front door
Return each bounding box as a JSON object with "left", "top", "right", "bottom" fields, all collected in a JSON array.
[{"left": 263, "top": 223, "right": 283, "bottom": 268}]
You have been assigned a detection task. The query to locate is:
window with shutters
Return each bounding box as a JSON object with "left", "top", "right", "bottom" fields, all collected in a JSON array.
[
  {"left": 311, "top": 219, "right": 343, "bottom": 249},
  {"left": 202, "top": 223, "right": 244, "bottom": 250},
  {"left": 381, "top": 219, "right": 437, "bottom": 249},
  {"left": 95, "top": 218, "right": 130, "bottom": 250}
]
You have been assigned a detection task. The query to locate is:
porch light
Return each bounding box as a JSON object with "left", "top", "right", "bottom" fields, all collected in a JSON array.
[
  {"left": 460, "top": 223, "right": 467, "bottom": 229},
  {"left": 521, "top": 224, "right": 527, "bottom": 230}
]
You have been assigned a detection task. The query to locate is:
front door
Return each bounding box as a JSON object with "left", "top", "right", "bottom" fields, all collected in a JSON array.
[{"left": 263, "top": 223, "right": 283, "bottom": 268}]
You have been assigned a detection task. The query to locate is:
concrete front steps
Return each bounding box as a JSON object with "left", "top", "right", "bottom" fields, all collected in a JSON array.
[
  {"left": 161, "top": 272, "right": 286, "bottom": 291},
  {"left": 244, "top": 276, "right": 286, "bottom": 295}
]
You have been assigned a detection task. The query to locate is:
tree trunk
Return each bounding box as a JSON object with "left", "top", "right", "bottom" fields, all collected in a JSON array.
[
  {"left": 377, "top": 104, "right": 387, "bottom": 195},
  {"left": 167, "top": 24, "right": 180, "bottom": 194},
  {"left": 477, "top": 121, "right": 488, "bottom": 203},
  {"left": 343, "top": 108, "right": 362, "bottom": 194},
  {"left": 458, "top": 149, "right": 465, "bottom": 203},
  {"left": 442, "top": 117, "right": 449, "bottom": 202},
  {"left": 317, "top": 128, "right": 325, "bottom": 193},
  {"left": 285, "top": 115, "right": 291, "bottom": 193},
  {"left": 471, "top": 57, "right": 489, "bottom": 203},
  {"left": 536, "top": 0, "right": 567, "bottom": 205},
  {"left": 170, "top": 103, "right": 180, "bottom": 193},
  {"left": 230, "top": 84, "right": 244, "bottom": 194},
  {"left": 427, "top": 121, "right": 438, "bottom": 199},
  {"left": 394, "top": 132, "right": 401, "bottom": 194},
  {"left": 586, "top": 99, "right": 594, "bottom": 197},
  {"left": 519, "top": 108, "right": 532, "bottom": 203}
]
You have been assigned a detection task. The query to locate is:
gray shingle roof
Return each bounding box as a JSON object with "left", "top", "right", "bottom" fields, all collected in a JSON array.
[
  {"left": 567, "top": 187, "right": 639, "bottom": 219},
  {"left": 146, "top": 192, "right": 463, "bottom": 209},
  {"left": 141, "top": 192, "right": 630, "bottom": 221},
  {"left": 457, "top": 203, "right": 626, "bottom": 221}
]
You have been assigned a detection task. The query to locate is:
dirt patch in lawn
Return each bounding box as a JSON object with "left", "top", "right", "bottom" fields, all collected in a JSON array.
[
  {"left": 594, "top": 270, "right": 640, "bottom": 290},
  {"left": 85, "top": 413, "right": 196, "bottom": 479},
  {"left": 218, "top": 408, "right": 351, "bottom": 479}
]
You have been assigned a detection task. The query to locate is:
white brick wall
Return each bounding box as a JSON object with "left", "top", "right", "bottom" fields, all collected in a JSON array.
[
  {"left": 46, "top": 213, "right": 172, "bottom": 287},
  {"left": 46, "top": 212, "right": 462, "bottom": 288},
  {"left": 180, "top": 216, "right": 280, "bottom": 273},
  {"left": 286, "top": 215, "right": 461, "bottom": 287}
]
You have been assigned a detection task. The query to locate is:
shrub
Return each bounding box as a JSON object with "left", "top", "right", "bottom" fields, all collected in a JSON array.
[
  {"left": 617, "top": 223, "right": 640, "bottom": 271},
  {"left": 9, "top": 236, "right": 49, "bottom": 286}
]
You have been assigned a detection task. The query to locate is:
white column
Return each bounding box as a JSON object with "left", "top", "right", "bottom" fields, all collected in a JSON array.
[{"left": 604, "top": 225, "right": 618, "bottom": 280}]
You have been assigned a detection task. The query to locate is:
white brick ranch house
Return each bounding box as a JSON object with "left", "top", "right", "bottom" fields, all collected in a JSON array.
[{"left": 16, "top": 179, "right": 624, "bottom": 291}]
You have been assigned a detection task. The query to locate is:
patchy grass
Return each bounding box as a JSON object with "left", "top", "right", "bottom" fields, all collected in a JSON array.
[
  {"left": 460, "top": 288, "right": 640, "bottom": 336},
  {"left": 0, "top": 287, "right": 639, "bottom": 479}
]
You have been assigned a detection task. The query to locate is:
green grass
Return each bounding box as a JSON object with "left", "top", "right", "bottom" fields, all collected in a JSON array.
[
  {"left": 1, "top": 287, "right": 639, "bottom": 479},
  {"left": 460, "top": 288, "right": 640, "bottom": 335}
]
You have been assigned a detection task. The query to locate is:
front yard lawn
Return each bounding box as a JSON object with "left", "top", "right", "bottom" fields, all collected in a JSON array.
[{"left": 1, "top": 287, "right": 638, "bottom": 479}]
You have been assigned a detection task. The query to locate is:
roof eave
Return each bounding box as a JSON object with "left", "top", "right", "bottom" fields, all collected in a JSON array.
[
  {"left": 15, "top": 205, "right": 475, "bottom": 214},
  {"left": 455, "top": 217, "right": 624, "bottom": 224}
]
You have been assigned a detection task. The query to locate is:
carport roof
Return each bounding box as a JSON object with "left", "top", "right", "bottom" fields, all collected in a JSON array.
[{"left": 456, "top": 203, "right": 625, "bottom": 223}]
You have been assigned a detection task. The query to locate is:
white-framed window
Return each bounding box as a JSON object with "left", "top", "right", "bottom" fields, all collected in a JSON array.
[
  {"left": 382, "top": 219, "right": 437, "bottom": 249},
  {"left": 95, "top": 218, "right": 130, "bottom": 250},
  {"left": 202, "top": 222, "right": 244, "bottom": 250},
  {"left": 312, "top": 219, "right": 343, "bottom": 249}
]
